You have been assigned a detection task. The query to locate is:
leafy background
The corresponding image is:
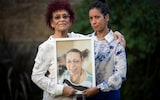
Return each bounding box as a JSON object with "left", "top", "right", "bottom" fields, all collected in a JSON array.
[{"left": 0, "top": 0, "right": 160, "bottom": 100}]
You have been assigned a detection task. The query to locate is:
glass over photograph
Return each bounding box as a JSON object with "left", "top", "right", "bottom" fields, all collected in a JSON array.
[{"left": 54, "top": 38, "right": 95, "bottom": 94}]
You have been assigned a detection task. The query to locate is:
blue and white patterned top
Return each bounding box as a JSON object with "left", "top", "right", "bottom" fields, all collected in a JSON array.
[{"left": 88, "top": 30, "right": 127, "bottom": 92}]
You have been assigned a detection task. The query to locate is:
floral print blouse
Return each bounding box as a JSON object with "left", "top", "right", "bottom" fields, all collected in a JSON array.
[{"left": 88, "top": 30, "right": 127, "bottom": 92}]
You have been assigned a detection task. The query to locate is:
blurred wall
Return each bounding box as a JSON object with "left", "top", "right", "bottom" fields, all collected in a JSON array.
[{"left": 0, "top": 0, "right": 82, "bottom": 42}]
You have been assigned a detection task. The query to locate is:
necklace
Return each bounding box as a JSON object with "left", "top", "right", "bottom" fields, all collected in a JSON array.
[{"left": 70, "top": 69, "right": 83, "bottom": 84}]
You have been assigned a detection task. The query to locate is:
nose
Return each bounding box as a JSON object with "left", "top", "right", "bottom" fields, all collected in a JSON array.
[{"left": 91, "top": 18, "right": 96, "bottom": 24}]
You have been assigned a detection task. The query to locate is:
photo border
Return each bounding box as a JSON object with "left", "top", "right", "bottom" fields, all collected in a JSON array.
[{"left": 54, "top": 37, "right": 96, "bottom": 88}]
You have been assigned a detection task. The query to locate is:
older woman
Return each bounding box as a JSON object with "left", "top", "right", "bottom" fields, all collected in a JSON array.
[{"left": 31, "top": 0, "right": 85, "bottom": 100}]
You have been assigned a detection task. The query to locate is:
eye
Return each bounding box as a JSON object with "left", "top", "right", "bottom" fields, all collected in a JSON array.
[
  {"left": 53, "top": 16, "right": 61, "bottom": 20},
  {"left": 67, "top": 60, "right": 71, "bottom": 63},
  {"left": 63, "top": 15, "right": 70, "bottom": 19},
  {"left": 53, "top": 14, "right": 70, "bottom": 20},
  {"left": 73, "top": 60, "right": 80, "bottom": 63},
  {"left": 89, "top": 17, "right": 93, "bottom": 20},
  {"left": 95, "top": 16, "right": 100, "bottom": 19}
]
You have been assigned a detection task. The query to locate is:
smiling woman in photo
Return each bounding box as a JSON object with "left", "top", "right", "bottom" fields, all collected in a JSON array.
[{"left": 59, "top": 48, "right": 92, "bottom": 94}]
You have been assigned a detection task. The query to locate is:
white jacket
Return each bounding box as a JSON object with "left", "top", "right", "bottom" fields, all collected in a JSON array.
[{"left": 31, "top": 32, "right": 86, "bottom": 100}]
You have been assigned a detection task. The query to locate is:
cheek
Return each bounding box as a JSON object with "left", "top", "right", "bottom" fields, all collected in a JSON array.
[
  {"left": 51, "top": 20, "right": 57, "bottom": 28},
  {"left": 99, "top": 18, "right": 105, "bottom": 25},
  {"left": 66, "top": 63, "right": 70, "bottom": 69},
  {"left": 51, "top": 22, "right": 54, "bottom": 28},
  {"left": 67, "top": 22, "right": 72, "bottom": 27},
  {"left": 77, "top": 63, "right": 82, "bottom": 68},
  {"left": 99, "top": 19, "right": 107, "bottom": 28}
]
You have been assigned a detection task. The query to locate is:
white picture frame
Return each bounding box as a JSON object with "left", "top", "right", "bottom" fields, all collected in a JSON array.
[{"left": 54, "top": 37, "right": 95, "bottom": 94}]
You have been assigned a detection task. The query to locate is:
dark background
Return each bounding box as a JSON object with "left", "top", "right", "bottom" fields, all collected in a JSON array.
[{"left": 0, "top": 0, "right": 160, "bottom": 100}]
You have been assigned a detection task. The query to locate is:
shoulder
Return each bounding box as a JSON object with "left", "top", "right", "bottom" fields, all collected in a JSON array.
[
  {"left": 62, "top": 71, "right": 70, "bottom": 79},
  {"left": 38, "top": 36, "right": 55, "bottom": 52},
  {"left": 109, "top": 30, "right": 125, "bottom": 50},
  {"left": 68, "top": 32, "right": 87, "bottom": 38},
  {"left": 85, "top": 71, "right": 92, "bottom": 82},
  {"left": 110, "top": 40, "right": 126, "bottom": 56},
  {"left": 86, "top": 71, "right": 92, "bottom": 79},
  {"left": 87, "top": 32, "right": 95, "bottom": 37},
  {"left": 110, "top": 40, "right": 124, "bottom": 49}
]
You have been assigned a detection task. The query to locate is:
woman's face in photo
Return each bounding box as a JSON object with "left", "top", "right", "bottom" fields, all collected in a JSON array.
[{"left": 66, "top": 52, "right": 82, "bottom": 75}]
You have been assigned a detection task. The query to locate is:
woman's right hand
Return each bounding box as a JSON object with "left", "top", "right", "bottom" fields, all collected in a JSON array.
[
  {"left": 62, "top": 86, "right": 77, "bottom": 96},
  {"left": 82, "top": 86, "right": 99, "bottom": 97}
]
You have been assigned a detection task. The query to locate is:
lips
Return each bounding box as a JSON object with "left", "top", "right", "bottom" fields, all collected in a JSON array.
[
  {"left": 59, "top": 24, "right": 66, "bottom": 26},
  {"left": 58, "top": 22, "right": 67, "bottom": 25}
]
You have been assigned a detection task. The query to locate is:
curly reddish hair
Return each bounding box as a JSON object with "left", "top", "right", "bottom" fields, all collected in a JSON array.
[{"left": 45, "top": 0, "right": 75, "bottom": 30}]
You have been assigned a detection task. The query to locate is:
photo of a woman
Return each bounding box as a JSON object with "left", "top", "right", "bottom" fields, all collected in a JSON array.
[
  {"left": 60, "top": 48, "right": 92, "bottom": 92},
  {"left": 55, "top": 38, "right": 95, "bottom": 94}
]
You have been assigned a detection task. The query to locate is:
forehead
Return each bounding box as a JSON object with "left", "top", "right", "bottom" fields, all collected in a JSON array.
[
  {"left": 89, "top": 8, "right": 101, "bottom": 15},
  {"left": 52, "top": 10, "right": 69, "bottom": 15},
  {"left": 66, "top": 52, "right": 81, "bottom": 57}
]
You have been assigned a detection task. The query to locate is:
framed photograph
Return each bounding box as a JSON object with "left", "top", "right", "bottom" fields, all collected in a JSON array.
[{"left": 54, "top": 37, "right": 95, "bottom": 94}]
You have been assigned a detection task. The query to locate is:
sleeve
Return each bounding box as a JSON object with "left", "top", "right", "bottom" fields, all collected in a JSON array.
[
  {"left": 31, "top": 43, "right": 64, "bottom": 97},
  {"left": 108, "top": 44, "right": 127, "bottom": 90},
  {"left": 97, "top": 44, "right": 127, "bottom": 92}
]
